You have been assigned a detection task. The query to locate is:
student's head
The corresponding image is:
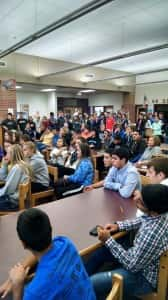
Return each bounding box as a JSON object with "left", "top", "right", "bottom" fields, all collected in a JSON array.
[
  {"left": 147, "top": 136, "right": 160, "bottom": 147},
  {"left": 76, "top": 142, "right": 91, "bottom": 159},
  {"left": 6, "top": 144, "right": 25, "bottom": 165},
  {"left": 7, "top": 113, "right": 12, "bottom": 120},
  {"left": 136, "top": 184, "right": 168, "bottom": 215},
  {"left": 111, "top": 147, "right": 130, "bottom": 169},
  {"left": 17, "top": 208, "right": 52, "bottom": 252},
  {"left": 20, "top": 134, "right": 31, "bottom": 145},
  {"left": 103, "top": 148, "right": 113, "bottom": 168},
  {"left": 23, "top": 142, "right": 36, "bottom": 158},
  {"left": 113, "top": 136, "right": 122, "bottom": 145},
  {"left": 147, "top": 158, "right": 168, "bottom": 183},
  {"left": 132, "top": 131, "right": 141, "bottom": 141},
  {"left": 56, "top": 138, "right": 64, "bottom": 148}
]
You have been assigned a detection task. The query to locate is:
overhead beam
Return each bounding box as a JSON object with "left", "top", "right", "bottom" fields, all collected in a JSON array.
[
  {"left": 89, "top": 67, "right": 168, "bottom": 83},
  {"left": 0, "top": 0, "right": 115, "bottom": 59},
  {"left": 39, "top": 42, "right": 168, "bottom": 78}
]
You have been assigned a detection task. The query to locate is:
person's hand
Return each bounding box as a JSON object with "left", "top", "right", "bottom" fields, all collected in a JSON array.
[
  {"left": 133, "top": 190, "right": 142, "bottom": 203},
  {"left": 0, "top": 279, "right": 12, "bottom": 298},
  {"left": 9, "top": 263, "right": 29, "bottom": 287},
  {"left": 63, "top": 175, "right": 68, "bottom": 180},
  {"left": 104, "top": 223, "right": 119, "bottom": 233},
  {"left": 97, "top": 227, "right": 111, "bottom": 243},
  {"left": 84, "top": 185, "right": 93, "bottom": 192}
]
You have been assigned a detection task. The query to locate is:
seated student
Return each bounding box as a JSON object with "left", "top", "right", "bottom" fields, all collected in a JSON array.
[
  {"left": 0, "top": 208, "right": 96, "bottom": 300},
  {"left": 36, "top": 127, "right": 54, "bottom": 151},
  {"left": 23, "top": 142, "right": 50, "bottom": 193},
  {"left": 0, "top": 144, "right": 30, "bottom": 210},
  {"left": 104, "top": 147, "right": 141, "bottom": 198},
  {"left": 146, "top": 157, "right": 168, "bottom": 185},
  {"left": 85, "top": 184, "right": 168, "bottom": 300},
  {"left": 84, "top": 148, "right": 113, "bottom": 191},
  {"left": 136, "top": 136, "right": 161, "bottom": 165},
  {"left": 55, "top": 143, "right": 94, "bottom": 199},
  {"left": 49, "top": 138, "right": 68, "bottom": 166},
  {"left": 87, "top": 130, "right": 101, "bottom": 150},
  {"left": 51, "top": 126, "right": 60, "bottom": 147},
  {"left": 130, "top": 131, "right": 146, "bottom": 163}
]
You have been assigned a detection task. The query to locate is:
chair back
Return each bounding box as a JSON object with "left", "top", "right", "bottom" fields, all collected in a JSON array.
[
  {"left": 106, "top": 273, "right": 123, "bottom": 300},
  {"left": 140, "top": 250, "right": 168, "bottom": 300},
  {"left": 48, "top": 165, "right": 58, "bottom": 183},
  {"left": 140, "top": 175, "right": 151, "bottom": 186},
  {"left": 18, "top": 180, "right": 31, "bottom": 210}
]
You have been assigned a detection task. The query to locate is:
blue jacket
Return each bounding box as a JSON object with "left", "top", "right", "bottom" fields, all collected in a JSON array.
[
  {"left": 68, "top": 158, "right": 94, "bottom": 186},
  {"left": 24, "top": 237, "right": 96, "bottom": 300}
]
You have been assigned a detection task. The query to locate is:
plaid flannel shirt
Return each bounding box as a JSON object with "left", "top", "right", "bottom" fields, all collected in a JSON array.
[{"left": 105, "top": 215, "right": 168, "bottom": 289}]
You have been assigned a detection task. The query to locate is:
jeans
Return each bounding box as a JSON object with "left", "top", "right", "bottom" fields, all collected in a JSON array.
[
  {"left": 91, "top": 267, "right": 153, "bottom": 300},
  {"left": 0, "top": 195, "right": 18, "bottom": 210},
  {"left": 84, "top": 235, "right": 153, "bottom": 300}
]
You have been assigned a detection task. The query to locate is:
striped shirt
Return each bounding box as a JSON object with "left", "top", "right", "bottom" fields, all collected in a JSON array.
[{"left": 105, "top": 215, "right": 168, "bottom": 289}]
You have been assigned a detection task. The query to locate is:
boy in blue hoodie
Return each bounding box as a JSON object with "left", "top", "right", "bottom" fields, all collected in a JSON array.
[{"left": 0, "top": 208, "right": 96, "bottom": 300}]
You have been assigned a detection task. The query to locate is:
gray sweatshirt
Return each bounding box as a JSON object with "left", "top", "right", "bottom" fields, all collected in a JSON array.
[
  {"left": 28, "top": 153, "right": 49, "bottom": 187},
  {"left": 0, "top": 164, "right": 29, "bottom": 204}
]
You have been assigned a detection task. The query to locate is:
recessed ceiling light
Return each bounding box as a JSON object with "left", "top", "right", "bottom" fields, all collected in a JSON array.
[
  {"left": 79, "top": 89, "right": 96, "bottom": 93},
  {"left": 40, "top": 88, "right": 56, "bottom": 92},
  {"left": 16, "top": 85, "right": 22, "bottom": 89}
]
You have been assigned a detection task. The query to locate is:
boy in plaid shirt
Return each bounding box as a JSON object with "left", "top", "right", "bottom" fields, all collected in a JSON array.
[{"left": 85, "top": 184, "right": 168, "bottom": 300}]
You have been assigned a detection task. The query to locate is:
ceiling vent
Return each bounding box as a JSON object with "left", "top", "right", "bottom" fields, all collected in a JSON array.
[{"left": 0, "top": 61, "right": 7, "bottom": 68}]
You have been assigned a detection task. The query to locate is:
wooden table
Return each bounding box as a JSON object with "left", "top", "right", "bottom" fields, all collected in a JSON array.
[{"left": 0, "top": 188, "right": 137, "bottom": 286}]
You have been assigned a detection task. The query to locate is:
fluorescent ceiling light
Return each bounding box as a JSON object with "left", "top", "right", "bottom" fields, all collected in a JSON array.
[
  {"left": 40, "top": 88, "right": 56, "bottom": 92},
  {"left": 16, "top": 85, "right": 22, "bottom": 89},
  {"left": 80, "top": 89, "right": 96, "bottom": 93}
]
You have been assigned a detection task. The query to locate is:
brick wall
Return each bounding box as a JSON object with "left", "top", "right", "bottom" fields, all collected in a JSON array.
[{"left": 0, "top": 80, "right": 16, "bottom": 121}]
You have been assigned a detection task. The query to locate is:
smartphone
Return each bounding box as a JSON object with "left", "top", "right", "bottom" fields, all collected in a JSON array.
[{"left": 89, "top": 225, "right": 99, "bottom": 237}]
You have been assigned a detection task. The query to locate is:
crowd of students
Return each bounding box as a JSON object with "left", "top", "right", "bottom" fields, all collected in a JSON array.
[{"left": 0, "top": 109, "right": 168, "bottom": 299}]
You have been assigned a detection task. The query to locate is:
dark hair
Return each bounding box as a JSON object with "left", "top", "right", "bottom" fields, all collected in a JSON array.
[
  {"left": 148, "top": 158, "right": 168, "bottom": 178},
  {"left": 112, "top": 147, "right": 130, "bottom": 162},
  {"left": 104, "top": 148, "right": 113, "bottom": 156},
  {"left": 17, "top": 208, "right": 52, "bottom": 251},
  {"left": 141, "top": 184, "right": 168, "bottom": 214},
  {"left": 79, "top": 142, "right": 91, "bottom": 159}
]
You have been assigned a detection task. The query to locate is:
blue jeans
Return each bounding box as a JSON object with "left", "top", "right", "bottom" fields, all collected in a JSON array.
[
  {"left": 91, "top": 267, "right": 153, "bottom": 300},
  {"left": 0, "top": 195, "right": 18, "bottom": 210},
  {"left": 84, "top": 236, "right": 153, "bottom": 300}
]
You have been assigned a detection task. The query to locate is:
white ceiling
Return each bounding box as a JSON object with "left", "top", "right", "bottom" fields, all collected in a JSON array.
[
  {"left": 0, "top": 0, "right": 168, "bottom": 86},
  {"left": 0, "top": 0, "right": 91, "bottom": 50}
]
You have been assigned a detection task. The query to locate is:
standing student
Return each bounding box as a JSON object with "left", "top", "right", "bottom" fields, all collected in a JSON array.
[
  {"left": 0, "top": 144, "right": 30, "bottom": 210},
  {"left": 85, "top": 184, "right": 168, "bottom": 300},
  {"left": 0, "top": 208, "right": 96, "bottom": 300}
]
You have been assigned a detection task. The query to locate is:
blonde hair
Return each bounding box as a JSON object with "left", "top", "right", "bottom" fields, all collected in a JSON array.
[
  {"left": 9, "top": 144, "right": 32, "bottom": 177},
  {"left": 24, "top": 141, "right": 36, "bottom": 154}
]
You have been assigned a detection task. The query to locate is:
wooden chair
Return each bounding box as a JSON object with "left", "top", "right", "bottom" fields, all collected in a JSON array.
[
  {"left": 94, "top": 169, "right": 99, "bottom": 183},
  {"left": 0, "top": 180, "right": 31, "bottom": 216},
  {"left": 30, "top": 165, "right": 58, "bottom": 207},
  {"left": 139, "top": 250, "right": 168, "bottom": 300},
  {"left": 106, "top": 273, "right": 123, "bottom": 300},
  {"left": 140, "top": 175, "right": 151, "bottom": 186}
]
